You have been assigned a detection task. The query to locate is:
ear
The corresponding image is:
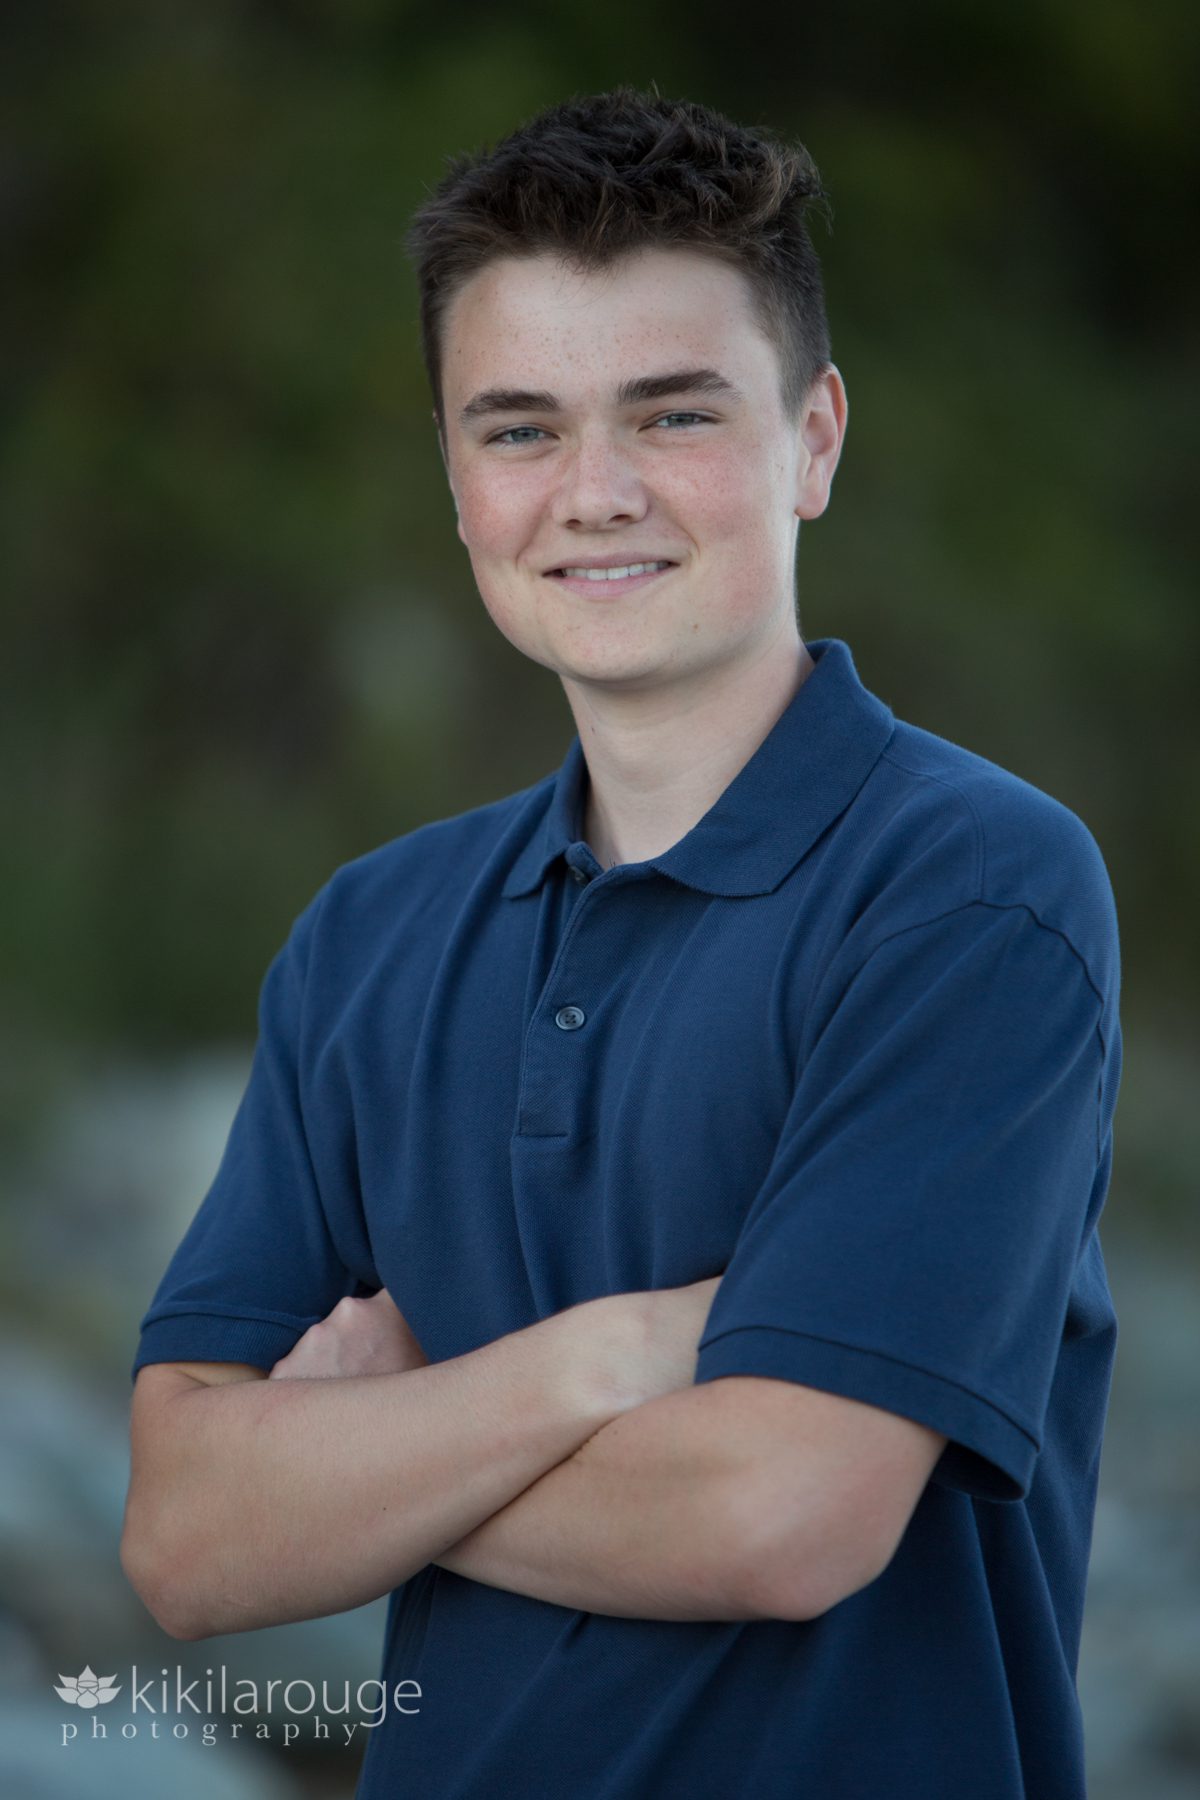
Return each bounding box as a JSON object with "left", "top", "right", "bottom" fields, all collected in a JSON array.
[
  {"left": 435, "top": 413, "right": 467, "bottom": 546},
  {"left": 794, "top": 364, "right": 848, "bottom": 522}
]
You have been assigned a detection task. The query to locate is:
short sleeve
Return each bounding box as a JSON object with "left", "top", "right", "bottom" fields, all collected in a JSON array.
[
  {"left": 694, "top": 901, "right": 1109, "bottom": 1502},
  {"left": 130, "top": 894, "right": 370, "bottom": 1382}
]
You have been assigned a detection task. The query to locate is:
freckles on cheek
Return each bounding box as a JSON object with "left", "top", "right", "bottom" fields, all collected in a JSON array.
[
  {"left": 676, "top": 445, "right": 764, "bottom": 531},
  {"left": 460, "top": 492, "right": 507, "bottom": 545},
  {"left": 680, "top": 454, "right": 789, "bottom": 625},
  {"left": 459, "top": 477, "right": 542, "bottom": 558}
]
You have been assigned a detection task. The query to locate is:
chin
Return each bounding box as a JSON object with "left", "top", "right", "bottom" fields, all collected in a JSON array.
[{"left": 557, "top": 650, "right": 702, "bottom": 692}]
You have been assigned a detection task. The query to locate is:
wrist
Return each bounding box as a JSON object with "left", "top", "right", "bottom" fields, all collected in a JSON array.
[{"left": 542, "top": 1292, "right": 649, "bottom": 1426}]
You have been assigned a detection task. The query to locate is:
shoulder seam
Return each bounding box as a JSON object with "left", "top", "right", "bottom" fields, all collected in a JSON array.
[
  {"left": 857, "top": 899, "right": 1107, "bottom": 1020},
  {"left": 852, "top": 899, "right": 1109, "bottom": 1165},
  {"left": 880, "top": 745, "right": 987, "bottom": 892}
]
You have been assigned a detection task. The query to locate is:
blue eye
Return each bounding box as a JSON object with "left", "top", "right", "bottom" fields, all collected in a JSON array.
[
  {"left": 652, "top": 411, "right": 710, "bottom": 430},
  {"left": 490, "top": 426, "right": 548, "bottom": 446}
]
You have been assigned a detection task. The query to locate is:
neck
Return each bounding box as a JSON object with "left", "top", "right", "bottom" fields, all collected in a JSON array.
[{"left": 561, "top": 621, "right": 815, "bottom": 870}]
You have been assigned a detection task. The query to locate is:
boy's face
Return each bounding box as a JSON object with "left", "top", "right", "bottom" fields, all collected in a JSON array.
[{"left": 438, "top": 246, "right": 845, "bottom": 698}]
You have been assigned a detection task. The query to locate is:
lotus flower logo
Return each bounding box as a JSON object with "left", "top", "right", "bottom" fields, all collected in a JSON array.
[{"left": 54, "top": 1666, "right": 121, "bottom": 1708}]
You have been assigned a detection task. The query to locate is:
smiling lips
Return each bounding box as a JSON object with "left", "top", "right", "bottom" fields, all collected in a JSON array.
[
  {"left": 553, "top": 560, "right": 674, "bottom": 581},
  {"left": 544, "top": 558, "right": 677, "bottom": 596}
]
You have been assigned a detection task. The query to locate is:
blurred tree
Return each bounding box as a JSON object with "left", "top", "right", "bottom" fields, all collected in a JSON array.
[{"left": 2, "top": 0, "right": 1196, "bottom": 1051}]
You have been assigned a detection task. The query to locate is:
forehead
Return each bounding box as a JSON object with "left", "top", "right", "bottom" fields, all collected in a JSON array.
[{"left": 441, "top": 247, "right": 780, "bottom": 406}]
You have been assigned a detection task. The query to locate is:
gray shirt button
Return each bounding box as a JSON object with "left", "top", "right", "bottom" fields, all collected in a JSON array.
[
  {"left": 569, "top": 865, "right": 588, "bottom": 885},
  {"left": 554, "top": 1005, "right": 586, "bottom": 1031}
]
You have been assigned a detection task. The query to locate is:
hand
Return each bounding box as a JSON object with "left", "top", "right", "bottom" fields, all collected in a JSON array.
[
  {"left": 570, "top": 1274, "right": 724, "bottom": 1415},
  {"left": 268, "top": 1289, "right": 431, "bottom": 1381}
]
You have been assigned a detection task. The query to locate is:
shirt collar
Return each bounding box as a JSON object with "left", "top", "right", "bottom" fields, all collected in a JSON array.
[{"left": 500, "top": 637, "right": 895, "bottom": 900}]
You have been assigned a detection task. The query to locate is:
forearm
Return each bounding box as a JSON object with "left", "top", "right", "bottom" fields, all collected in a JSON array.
[
  {"left": 433, "top": 1384, "right": 763, "bottom": 1621},
  {"left": 127, "top": 1312, "right": 618, "bottom": 1639}
]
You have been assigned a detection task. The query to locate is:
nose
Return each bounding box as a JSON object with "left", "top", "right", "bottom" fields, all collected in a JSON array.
[{"left": 550, "top": 432, "right": 649, "bottom": 531}]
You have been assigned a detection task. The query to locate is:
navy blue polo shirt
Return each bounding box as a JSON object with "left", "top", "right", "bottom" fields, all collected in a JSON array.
[{"left": 132, "top": 636, "right": 1122, "bottom": 1800}]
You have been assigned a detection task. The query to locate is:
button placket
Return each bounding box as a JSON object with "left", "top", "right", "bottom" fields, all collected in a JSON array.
[{"left": 514, "top": 876, "right": 612, "bottom": 1138}]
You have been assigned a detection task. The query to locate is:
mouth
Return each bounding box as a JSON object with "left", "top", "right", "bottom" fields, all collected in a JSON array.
[{"left": 543, "top": 559, "right": 678, "bottom": 598}]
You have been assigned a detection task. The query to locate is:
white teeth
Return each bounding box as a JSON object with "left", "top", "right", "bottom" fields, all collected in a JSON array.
[{"left": 557, "top": 561, "right": 672, "bottom": 581}]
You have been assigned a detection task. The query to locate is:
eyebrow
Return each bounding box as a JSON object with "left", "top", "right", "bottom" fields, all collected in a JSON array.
[{"left": 458, "top": 367, "right": 740, "bottom": 426}]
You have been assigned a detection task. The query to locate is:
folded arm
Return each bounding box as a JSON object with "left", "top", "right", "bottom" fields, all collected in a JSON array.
[
  {"left": 251, "top": 1289, "right": 945, "bottom": 1623},
  {"left": 433, "top": 1371, "right": 945, "bottom": 1621},
  {"left": 434, "top": 1382, "right": 766, "bottom": 1620},
  {"left": 121, "top": 1298, "right": 631, "bottom": 1641}
]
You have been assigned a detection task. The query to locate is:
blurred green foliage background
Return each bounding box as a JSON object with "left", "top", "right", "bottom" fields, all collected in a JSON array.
[{"left": 6, "top": 0, "right": 1197, "bottom": 1056}]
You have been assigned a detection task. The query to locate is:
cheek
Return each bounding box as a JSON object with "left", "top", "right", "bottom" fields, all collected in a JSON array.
[
  {"left": 666, "top": 448, "right": 794, "bottom": 632},
  {"left": 672, "top": 438, "right": 783, "bottom": 540},
  {"left": 675, "top": 448, "right": 790, "bottom": 573},
  {"left": 454, "top": 477, "right": 547, "bottom": 646},
  {"left": 456, "top": 471, "right": 543, "bottom": 553}
]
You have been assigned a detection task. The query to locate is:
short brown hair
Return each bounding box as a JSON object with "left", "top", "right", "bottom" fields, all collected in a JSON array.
[{"left": 406, "top": 86, "right": 834, "bottom": 430}]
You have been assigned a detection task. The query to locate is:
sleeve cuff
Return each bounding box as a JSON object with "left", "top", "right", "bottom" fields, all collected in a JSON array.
[
  {"left": 694, "top": 1324, "right": 1038, "bottom": 1503},
  {"left": 130, "top": 1308, "right": 318, "bottom": 1383}
]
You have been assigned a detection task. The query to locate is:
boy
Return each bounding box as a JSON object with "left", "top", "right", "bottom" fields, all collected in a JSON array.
[{"left": 123, "top": 89, "right": 1120, "bottom": 1799}]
